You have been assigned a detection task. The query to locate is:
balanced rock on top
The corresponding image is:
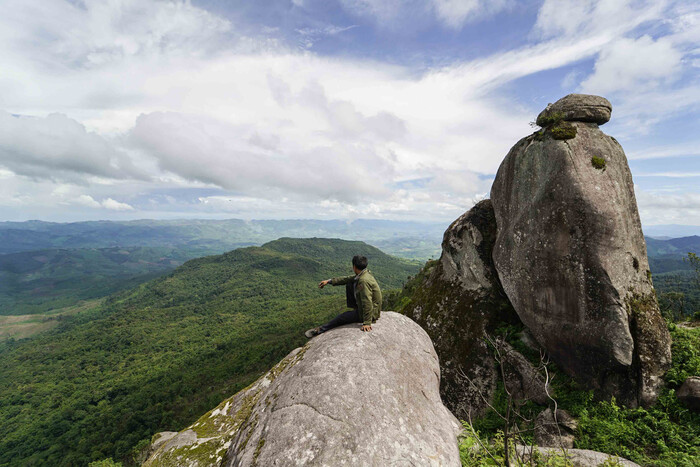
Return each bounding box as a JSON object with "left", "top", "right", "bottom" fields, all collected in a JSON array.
[
  {"left": 491, "top": 94, "right": 671, "bottom": 407},
  {"left": 536, "top": 93, "right": 612, "bottom": 126}
]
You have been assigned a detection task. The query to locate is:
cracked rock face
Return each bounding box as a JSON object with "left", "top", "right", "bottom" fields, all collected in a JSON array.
[
  {"left": 143, "top": 312, "right": 462, "bottom": 466},
  {"left": 491, "top": 96, "right": 671, "bottom": 407},
  {"left": 402, "top": 200, "right": 520, "bottom": 419}
]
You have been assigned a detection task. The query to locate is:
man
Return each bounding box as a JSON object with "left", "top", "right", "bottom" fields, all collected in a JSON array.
[{"left": 305, "top": 255, "right": 382, "bottom": 338}]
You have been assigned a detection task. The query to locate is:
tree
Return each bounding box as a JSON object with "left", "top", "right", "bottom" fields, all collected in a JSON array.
[
  {"left": 687, "top": 253, "right": 700, "bottom": 289},
  {"left": 458, "top": 333, "right": 571, "bottom": 466}
]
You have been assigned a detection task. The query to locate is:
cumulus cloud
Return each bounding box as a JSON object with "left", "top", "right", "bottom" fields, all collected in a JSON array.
[
  {"left": 0, "top": 111, "right": 146, "bottom": 182},
  {"left": 534, "top": 0, "right": 665, "bottom": 39},
  {"left": 1, "top": 0, "right": 698, "bottom": 223},
  {"left": 128, "top": 110, "right": 395, "bottom": 203},
  {"left": 73, "top": 194, "right": 134, "bottom": 210},
  {"left": 636, "top": 188, "right": 700, "bottom": 225},
  {"left": 102, "top": 198, "right": 135, "bottom": 211},
  {"left": 580, "top": 36, "right": 683, "bottom": 94}
]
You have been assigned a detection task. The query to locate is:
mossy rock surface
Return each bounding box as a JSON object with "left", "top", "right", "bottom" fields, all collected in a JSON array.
[
  {"left": 550, "top": 122, "right": 577, "bottom": 140},
  {"left": 591, "top": 156, "right": 607, "bottom": 170},
  {"left": 143, "top": 313, "right": 463, "bottom": 466},
  {"left": 394, "top": 200, "right": 521, "bottom": 419}
]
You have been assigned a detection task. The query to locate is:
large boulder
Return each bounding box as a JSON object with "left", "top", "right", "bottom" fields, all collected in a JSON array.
[
  {"left": 143, "top": 312, "right": 463, "bottom": 466},
  {"left": 491, "top": 95, "right": 671, "bottom": 407},
  {"left": 400, "top": 200, "right": 520, "bottom": 418}
]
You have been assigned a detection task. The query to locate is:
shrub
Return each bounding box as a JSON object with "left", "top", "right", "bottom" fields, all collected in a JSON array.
[{"left": 591, "top": 156, "right": 607, "bottom": 170}]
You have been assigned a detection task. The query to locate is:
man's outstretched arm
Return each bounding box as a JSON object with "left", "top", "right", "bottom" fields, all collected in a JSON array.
[{"left": 318, "top": 275, "right": 354, "bottom": 288}]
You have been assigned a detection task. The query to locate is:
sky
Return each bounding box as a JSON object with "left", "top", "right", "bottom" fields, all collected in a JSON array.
[{"left": 0, "top": 0, "right": 699, "bottom": 229}]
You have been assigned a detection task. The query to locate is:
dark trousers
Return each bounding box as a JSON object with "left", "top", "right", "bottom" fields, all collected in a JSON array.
[{"left": 319, "top": 308, "right": 361, "bottom": 333}]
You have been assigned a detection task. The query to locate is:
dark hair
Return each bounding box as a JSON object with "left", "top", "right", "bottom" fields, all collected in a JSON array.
[{"left": 352, "top": 255, "right": 368, "bottom": 271}]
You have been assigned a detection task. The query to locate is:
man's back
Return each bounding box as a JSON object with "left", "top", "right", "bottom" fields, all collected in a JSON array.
[{"left": 357, "top": 269, "right": 382, "bottom": 323}]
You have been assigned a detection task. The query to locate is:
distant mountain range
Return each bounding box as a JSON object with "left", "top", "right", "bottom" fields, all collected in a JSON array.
[
  {"left": 0, "top": 219, "right": 698, "bottom": 317},
  {"left": 646, "top": 235, "right": 700, "bottom": 274},
  {"left": 0, "top": 218, "right": 447, "bottom": 259},
  {"left": 644, "top": 224, "right": 700, "bottom": 238}
]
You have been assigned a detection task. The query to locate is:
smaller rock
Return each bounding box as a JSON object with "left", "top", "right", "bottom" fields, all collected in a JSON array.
[
  {"left": 534, "top": 408, "right": 577, "bottom": 449},
  {"left": 516, "top": 445, "right": 641, "bottom": 467},
  {"left": 536, "top": 94, "right": 612, "bottom": 126},
  {"left": 677, "top": 376, "right": 700, "bottom": 411},
  {"left": 499, "top": 340, "right": 550, "bottom": 406}
]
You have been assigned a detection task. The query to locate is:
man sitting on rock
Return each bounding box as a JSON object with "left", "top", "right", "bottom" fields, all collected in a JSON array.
[{"left": 305, "top": 255, "right": 382, "bottom": 337}]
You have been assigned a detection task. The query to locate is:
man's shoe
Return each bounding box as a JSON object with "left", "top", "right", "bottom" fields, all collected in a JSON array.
[{"left": 304, "top": 327, "right": 321, "bottom": 338}]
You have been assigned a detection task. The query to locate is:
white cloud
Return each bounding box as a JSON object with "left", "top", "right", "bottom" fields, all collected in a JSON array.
[
  {"left": 431, "top": 0, "right": 512, "bottom": 28},
  {"left": 0, "top": 111, "right": 145, "bottom": 181},
  {"left": 0, "top": 0, "right": 698, "bottom": 223},
  {"left": 127, "top": 110, "right": 395, "bottom": 203},
  {"left": 74, "top": 194, "right": 102, "bottom": 208},
  {"left": 0, "top": 0, "right": 630, "bottom": 220},
  {"left": 636, "top": 188, "right": 700, "bottom": 225},
  {"left": 0, "top": 0, "right": 231, "bottom": 70},
  {"left": 628, "top": 142, "right": 700, "bottom": 160},
  {"left": 102, "top": 198, "right": 135, "bottom": 211},
  {"left": 72, "top": 194, "right": 133, "bottom": 210},
  {"left": 338, "top": 0, "right": 511, "bottom": 29},
  {"left": 295, "top": 25, "right": 358, "bottom": 50},
  {"left": 534, "top": 0, "right": 666, "bottom": 39},
  {"left": 580, "top": 36, "right": 683, "bottom": 94}
]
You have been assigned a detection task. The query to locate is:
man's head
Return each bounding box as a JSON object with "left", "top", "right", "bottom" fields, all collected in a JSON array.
[{"left": 352, "top": 255, "right": 368, "bottom": 274}]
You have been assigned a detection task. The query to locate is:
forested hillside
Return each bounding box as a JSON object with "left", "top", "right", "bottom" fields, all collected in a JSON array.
[
  {"left": 0, "top": 238, "right": 419, "bottom": 466},
  {"left": 0, "top": 247, "right": 209, "bottom": 316}
]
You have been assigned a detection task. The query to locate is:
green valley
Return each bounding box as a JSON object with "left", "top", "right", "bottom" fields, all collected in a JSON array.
[{"left": 0, "top": 238, "right": 419, "bottom": 466}]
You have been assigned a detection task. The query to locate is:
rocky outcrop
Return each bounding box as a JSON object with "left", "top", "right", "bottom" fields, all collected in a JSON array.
[
  {"left": 534, "top": 408, "right": 577, "bottom": 449},
  {"left": 143, "top": 312, "right": 462, "bottom": 466},
  {"left": 491, "top": 94, "right": 671, "bottom": 407},
  {"left": 677, "top": 376, "right": 700, "bottom": 411},
  {"left": 400, "top": 200, "right": 521, "bottom": 418},
  {"left": 500, "top": 340, "right": 550, "bottom": 406}
]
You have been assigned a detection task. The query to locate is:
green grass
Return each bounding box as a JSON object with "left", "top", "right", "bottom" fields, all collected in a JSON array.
[{"left": 461, "top": 323, "right": 700, "bottom": 467}]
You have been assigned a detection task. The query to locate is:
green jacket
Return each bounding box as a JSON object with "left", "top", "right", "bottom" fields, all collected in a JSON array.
[{"left": 330, "top": 269, "right": 382, "bottom": 326}]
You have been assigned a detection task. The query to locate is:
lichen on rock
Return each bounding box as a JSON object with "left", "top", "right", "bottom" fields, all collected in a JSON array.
[
  {"left": 143, "top": 312, "right": 463, "bottom": 466},
  {"left": 397, "top": 200, "right": 522, "bottom": 419}
]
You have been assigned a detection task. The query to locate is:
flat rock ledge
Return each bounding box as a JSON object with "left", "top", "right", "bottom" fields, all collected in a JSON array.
[{"left": 143, "top": 312, "right": 463, "bottom": 466}]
